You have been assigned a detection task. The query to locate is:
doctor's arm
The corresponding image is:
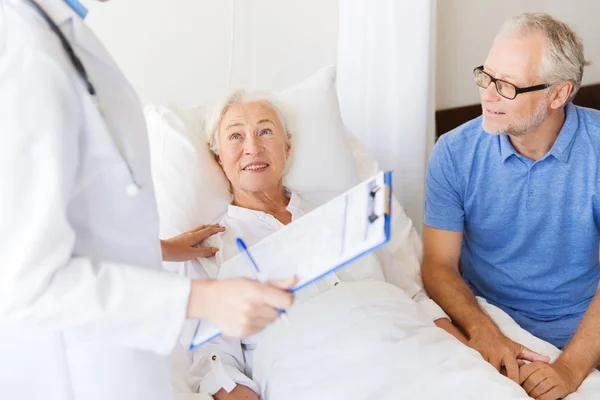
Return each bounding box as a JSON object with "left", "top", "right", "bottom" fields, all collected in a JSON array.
[{"left": 0, "top": 44, "right": 294, "bottom": 353}]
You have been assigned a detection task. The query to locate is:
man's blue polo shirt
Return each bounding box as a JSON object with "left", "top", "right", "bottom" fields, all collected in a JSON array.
[{"left": 425, "top": 104, "right": 600, "bottom": 348}]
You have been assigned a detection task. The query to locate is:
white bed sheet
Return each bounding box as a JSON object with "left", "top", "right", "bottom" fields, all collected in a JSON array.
[
  {"left": 248, "top": 281, "right": 600, "bottom": 400},
  {"left": 172, "top": 283, "right": 600, "bottom": 400}
]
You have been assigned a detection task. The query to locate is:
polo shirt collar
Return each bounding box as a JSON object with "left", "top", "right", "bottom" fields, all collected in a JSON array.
[
  {"left": 498, "top": 103, "right": 579, "bottom": 163},
  {"left": 548, "top": 103, "right": 579, "bottom": 163},
  {"left": 499, "top": 134, "right": 517, "bottom": 162}
]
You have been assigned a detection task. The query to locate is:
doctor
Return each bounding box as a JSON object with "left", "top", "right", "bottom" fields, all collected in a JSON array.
[{"left": 0, "top": 1, "right": 295, "bottom": 400}]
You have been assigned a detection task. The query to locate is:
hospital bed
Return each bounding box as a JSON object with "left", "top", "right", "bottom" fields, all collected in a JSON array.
[{"left": 146, "top": 66, "right": 600, "bottom": 400}]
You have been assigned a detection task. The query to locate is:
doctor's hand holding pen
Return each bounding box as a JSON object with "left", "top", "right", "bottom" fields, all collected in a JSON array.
[
  {"left": 186, "top": 276, "right": 297, "bottom": 337},
  {"left": 161, "top": 224, "right": 296, "bottom": 335}
]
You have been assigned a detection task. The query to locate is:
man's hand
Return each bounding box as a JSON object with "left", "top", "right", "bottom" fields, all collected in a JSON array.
[
  {"left": 187, "top": 277, "right": 297, "bottom": 337},
  {"left": 519, "top": 360, "right": 578, "bottom": 400},
  {"left": 213, "top": 385, "right": 259, "bottom": 400},
  {"left": 161, "top": 224, "right": 226, "bottom": 262},
  {"left": 468, "top": 330, "right": 550, "bottom": 383}
]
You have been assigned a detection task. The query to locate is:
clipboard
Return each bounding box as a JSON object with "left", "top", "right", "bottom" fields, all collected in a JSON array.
[{"left": 190, "top": 171, "right": 392, "bottom": 350}]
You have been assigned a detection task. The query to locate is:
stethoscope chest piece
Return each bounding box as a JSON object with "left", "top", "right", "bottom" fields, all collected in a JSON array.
[{"left": 125, "top": 183, "right": 140, "bottom": 197}]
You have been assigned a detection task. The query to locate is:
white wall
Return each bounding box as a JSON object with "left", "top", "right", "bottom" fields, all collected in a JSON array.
[
  {"left": 82, "top": 0, "right": 338, "bottom": 106},
  {"left": 82, "top": 0, "right": 598, "bottom": 111},
  {"left": 437, "top": 0, "right": 600, "bottom": 110},
  {"left": 79, "top": 0, "right": 598, "bottom": 231}
]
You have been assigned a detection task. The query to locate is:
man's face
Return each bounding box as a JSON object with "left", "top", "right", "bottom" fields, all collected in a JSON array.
[{"left": 480, "top": 33, "right": 552, "bottom": 137}]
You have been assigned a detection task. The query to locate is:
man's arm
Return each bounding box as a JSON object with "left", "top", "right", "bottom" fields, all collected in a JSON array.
[
  {"left": 422, "top": 227, "right": 497, "bottom": 338},
  {"left": 558, "top": 290, "right": 600, "bottom": 382},
  {"left": 519, "top": 289, "right": 600, "bottom": 400},
  {"left": 422, "top": 226, "right": 548, "bottom": 383}
]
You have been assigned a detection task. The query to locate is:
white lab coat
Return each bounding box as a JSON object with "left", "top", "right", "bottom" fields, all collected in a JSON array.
[{"left": 0, "top": 1, "right": 191, "bottom": 399}]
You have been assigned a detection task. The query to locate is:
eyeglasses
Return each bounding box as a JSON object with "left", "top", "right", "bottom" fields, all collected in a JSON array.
[{"left": 473, "top": 66, "right": 551, "bottom": 100}]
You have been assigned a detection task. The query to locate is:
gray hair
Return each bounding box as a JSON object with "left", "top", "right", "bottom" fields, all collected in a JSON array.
[
  {"left": 496, "top": 13, "right": 591, "bottom": 102},
  {"left": 204, "top": 90, "right": 292, "bottom": 155}
]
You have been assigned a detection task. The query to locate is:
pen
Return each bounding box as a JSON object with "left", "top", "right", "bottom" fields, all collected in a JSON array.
[
  {"left": 236, "top": 238, "right": 263, "bottom": 277},
  {"left": 235, "top": 238, "right": 290, "bottom": 324}
]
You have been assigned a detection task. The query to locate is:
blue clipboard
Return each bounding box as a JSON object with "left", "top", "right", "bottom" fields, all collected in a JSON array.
[{"left": 189, "top": 170, "right": 393, "bottom": 350}]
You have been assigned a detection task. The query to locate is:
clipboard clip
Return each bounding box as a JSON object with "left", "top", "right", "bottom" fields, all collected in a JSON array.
[
  {"left": 368, "top": 186, "right": 381, "bottom": 223},
  {"left": 367, "top": 183, "right": 391, "bottom": 223}
]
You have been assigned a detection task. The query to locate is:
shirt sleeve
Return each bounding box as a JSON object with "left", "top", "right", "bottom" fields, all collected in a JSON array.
[
  {"left": 188, "top": 334, "right": 259, "bottom": 396},
  {"left": 0, "top": 24, "right": 190, "bottom": 355},
  {"left": 424, "top": 136, "right": 465, "bottom": 232},
  {"left": 376, "top": 247, "right": 449, "bottom": 322},
  {"left": 594, "top": 190, "right": 600, "bottom": 235}
]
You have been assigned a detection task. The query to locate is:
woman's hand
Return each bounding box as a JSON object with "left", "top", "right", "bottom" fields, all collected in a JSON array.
[
  {"left": 213, "top": 385, "right": 259, "bottom": 400},
  {"left": 161, "top": 224, "right": 225, "bottom": 262},
  {"left": 434, "top": 318, "right": 468, "bottom": 344}
]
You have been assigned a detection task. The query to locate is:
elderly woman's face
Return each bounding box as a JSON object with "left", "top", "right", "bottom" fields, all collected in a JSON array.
[{"left": 216, "top": 101, "right": 291, "bottom": 193}]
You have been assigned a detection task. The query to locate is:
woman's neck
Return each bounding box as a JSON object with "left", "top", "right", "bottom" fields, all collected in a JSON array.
[{"left": 232, "top": 184, "right": 292, "bottom": 224}]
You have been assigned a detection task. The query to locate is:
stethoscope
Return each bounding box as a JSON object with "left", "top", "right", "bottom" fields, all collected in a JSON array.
[{"left": 25, "top": 0, "right": 142, "bottom": 196}]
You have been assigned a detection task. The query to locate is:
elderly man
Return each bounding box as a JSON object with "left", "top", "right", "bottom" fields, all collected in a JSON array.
[{"left": 423, "top": 13, "right": 600, "bottom": 400}]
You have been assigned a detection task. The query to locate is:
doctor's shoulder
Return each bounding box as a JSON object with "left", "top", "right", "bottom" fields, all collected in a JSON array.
[
  {"left": 1, "top": 1, "right": 83, "bottom": 102},
  {"left": 2, "top": 1, "right": 61, "bottom": 57}
]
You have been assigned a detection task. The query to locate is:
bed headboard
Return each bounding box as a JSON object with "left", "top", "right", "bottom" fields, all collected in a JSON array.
[{"left": 435, "top": 83, "right": 600, "bottom": 138}]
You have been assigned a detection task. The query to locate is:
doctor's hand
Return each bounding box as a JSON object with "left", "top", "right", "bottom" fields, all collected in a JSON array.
[
  {"left": 186, "top": 277, "right": 297, "bottom": 337},
  {"left": 160, "top": 224, "right": 226, "bottom": 262},
  {"left": 468, "top": 330, "right": 550, "bottom": 383}
]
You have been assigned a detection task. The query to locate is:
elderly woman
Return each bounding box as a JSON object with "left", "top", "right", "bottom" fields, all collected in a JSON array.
[{"left": 181, "top": 91, "right": 539, "bottom": 400}]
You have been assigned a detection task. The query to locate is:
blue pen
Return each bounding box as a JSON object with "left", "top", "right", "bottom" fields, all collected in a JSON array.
[
  {"left": 236, "top": 238, "right": 262, "bottom": 277},
  {"left": 236, "top": 238, "right": 290, "bottom": 323}
]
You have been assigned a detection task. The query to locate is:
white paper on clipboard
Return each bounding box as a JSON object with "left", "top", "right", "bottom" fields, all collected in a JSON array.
[{"left": 190, "top": 171, "right": 392, "bottom": 350}]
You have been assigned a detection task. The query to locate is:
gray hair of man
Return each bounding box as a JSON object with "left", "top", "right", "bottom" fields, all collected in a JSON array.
[
  {"left": 496, "top": 13, "right": 591, "bottom": 103},
  {"left": 204, "top": 90, "right": 293, "bottom": 156}
]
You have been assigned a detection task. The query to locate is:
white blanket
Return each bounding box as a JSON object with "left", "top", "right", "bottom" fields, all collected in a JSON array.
[{"left": 250, "top": 281, "right": 600, "bottom": 400}]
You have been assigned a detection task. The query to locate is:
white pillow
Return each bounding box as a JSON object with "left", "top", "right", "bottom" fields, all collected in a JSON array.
[
  {"left": 277, "top": 68, "right": 358, "bottom": 193},
  {"left": 145, "top": 104, "right": 231, "bottom": 239},
  {"left": 146, "top": 66, "right": 359, "bottom": 238}
]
